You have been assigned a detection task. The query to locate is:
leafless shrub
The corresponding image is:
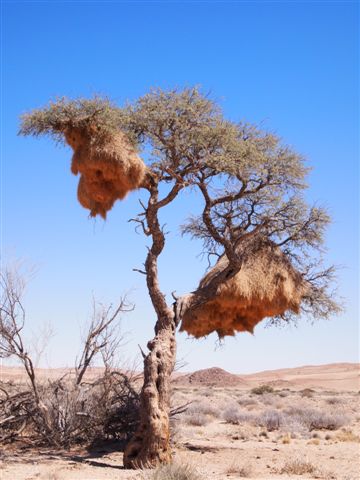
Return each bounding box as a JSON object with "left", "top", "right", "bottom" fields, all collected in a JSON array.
[
  {"left": 183, "top": 412, "right": 209, "bottom": 426},
  {"left": 258, "top": 409, "right": 283, "bottom": 431},
  {"left": 280, "top": 416, "right": 309, "bottom": 438},
  {"left": 223, "top": 406, "right": 254, "bottom": 425},
  {"left": 186, "top": 401, "right": 218, "bottom": 417},
  {"left": 0, "top": 264, "right": 139, "bottom": 447},
  {"left": 237, "top": 396, "right": 258, "bottom": 407},
  {"left": 259, "top": 393, "right": 276, "bottom": 406},
  {"left": 283, "top": 406, "right": 349, "bottom": 431}
]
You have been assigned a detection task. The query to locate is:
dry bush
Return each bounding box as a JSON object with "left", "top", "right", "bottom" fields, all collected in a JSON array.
[
  {"left": 183, "top": 412, "right": 210, "bottom": 426},
  {"left": 0, "top": 265, "right": 140, "bottom": 447},
  {"left": 300, "top": 388, "right": 315, "bottom": 398},
  {"left": 146, "top": 463, "right": 202, "bottom": 480},
  {"left": 279, "top": 458, "right": 316, "bottom": 475},
  {"left": 237, "top": 396, "right": 258, "bottom": 407},
  {"left": 258, "top": 409, "right": 283, "bottom": 431},
  {"left": 251, "top": 384, "right": 274, "bottom": 395},
  {"left": 283, "top": 406, "right": 349, "bottom": 431},
  {"left": 259, "top": 393, "right": 276, "bottom": 406},
  {"left": 186, "top": 400, "right": 219, "bottom": 418},
  {"left": 223, "top": 406, "right": 254, "bottom": 425}
]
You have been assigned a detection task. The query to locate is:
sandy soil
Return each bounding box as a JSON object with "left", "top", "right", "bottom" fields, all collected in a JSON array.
[{"left": 1, "top": 363, "right": 359, "bottom": 480}]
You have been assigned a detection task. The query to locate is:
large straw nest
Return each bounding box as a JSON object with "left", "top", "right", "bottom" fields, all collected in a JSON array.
[
  {"left": 180, "top": 238, "right": 309, "bottom": 338},
  {"left": 65, "top": 128, "right": 146, "bottom": 218}
]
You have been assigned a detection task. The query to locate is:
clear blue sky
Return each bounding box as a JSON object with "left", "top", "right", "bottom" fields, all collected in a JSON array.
[{"left": 2, "top": 1, "right": 358, "bottom": 373}]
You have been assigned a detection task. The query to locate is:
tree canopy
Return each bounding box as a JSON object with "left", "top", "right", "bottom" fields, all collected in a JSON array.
[{"left": 19, "top": 87, "right": 340, "bottom": 330}]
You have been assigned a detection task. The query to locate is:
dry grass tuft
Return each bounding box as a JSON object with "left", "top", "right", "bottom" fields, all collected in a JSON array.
[
  {"left": 226, "top": 462, "right": 252, "bottom": 477},
  {"left": 335, "top": 429, "right": 360, "bottom": 442},
  {"left": 279, "top": 458, "right": 316, "bottom": 475},
  {"left": 146, "top": 463, "right": 202, "bottom": 480}
]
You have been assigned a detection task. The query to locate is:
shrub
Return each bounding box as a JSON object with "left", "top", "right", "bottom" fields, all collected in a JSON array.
[
  {"left": 223, "top": 406, "right": 254, "bottom": 425},
  {"left": 300, "top": 388, "right": 314, "bottom": 398},
  {"left": 259, "top": 393, "right": 276, "bottom": 406},
  {"left": 279, "top": 458, "right": 316, "bottom": 475},
  {"left": 186, "top": 401, "right": 218, "bottom": 417},
  {"left": 307, "top": 410, "right": 348, "bottom": 431},
  {"left": 183, "top": 412, "right": 209, "bottom": 426},
  {"left": 283, "top": 406, "right": 349, "bottom": 432},
  {"left": 0, "top": 371, "right": 140, "bottom": 447},
  {"left": 258, "top": 409, "right": 283, "bottom": 431},
  {"left": 237, "top": 397, "right": 258, "bottom": 407},
  {"left": 251, "top": 384, "right": 274, "bottom": 395}
]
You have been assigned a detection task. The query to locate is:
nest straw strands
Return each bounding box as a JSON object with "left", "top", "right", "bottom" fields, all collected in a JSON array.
[
  {"left": 65, "top": 128, "right": 146, "bottom": 218},
  {"left": 180, "top": 239, "right": 309, "bottom": 338}
]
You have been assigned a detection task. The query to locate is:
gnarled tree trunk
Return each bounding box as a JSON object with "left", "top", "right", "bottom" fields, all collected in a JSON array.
[
  {"left": 123, "top": 315, "right": 176, "bottom": 468},
  {"left": 123, "top": 174, "right": 181, "bottom": 468}
]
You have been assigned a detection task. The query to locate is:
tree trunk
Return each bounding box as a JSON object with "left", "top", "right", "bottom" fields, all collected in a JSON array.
[
  {"left": 123, "top": 174, "right": 181, "bottom": 468},
  {"left": 123, "top": 314, "right": 176, "bottom": 468}
]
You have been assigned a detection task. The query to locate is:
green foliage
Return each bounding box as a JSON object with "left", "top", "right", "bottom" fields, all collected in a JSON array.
[
  {"left": 19, "top": 87, "right": 340, "bottom": 324},
  {"left": 19, "top": 96, "right": 126, "bottom": 144}
]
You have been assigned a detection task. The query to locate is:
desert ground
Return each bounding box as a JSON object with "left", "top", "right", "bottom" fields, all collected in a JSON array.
[{"left": 1, "top": 363, "right": 359, "bottom": 480}]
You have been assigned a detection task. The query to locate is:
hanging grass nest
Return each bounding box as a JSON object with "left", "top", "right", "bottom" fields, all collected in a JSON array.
[
  {"left": 180, "top": 239, "right": 309, "bottom": 338},
  {"left": 19, "top": 97, "right": 146, "bottom": 219},
  {"left": 65, "top": 128, "right": 146, "bottom": 218}
]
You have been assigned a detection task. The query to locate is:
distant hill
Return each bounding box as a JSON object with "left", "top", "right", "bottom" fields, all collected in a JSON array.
[
  {"left": 173, "top": 363, "right": 360, "bottom": 391},
  {"left": 173, "top": 367, "right": 249, "bottom": 387}
]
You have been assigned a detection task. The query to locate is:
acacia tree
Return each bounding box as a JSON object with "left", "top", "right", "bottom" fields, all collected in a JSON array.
[{"left": 19, "top": 88, "right": 339, "bottom": 468}]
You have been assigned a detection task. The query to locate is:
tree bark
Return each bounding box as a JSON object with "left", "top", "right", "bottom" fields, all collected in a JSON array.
[
  {"left": 123, "top": 174, "right": 179, "bottom": 468},
  {"left": 123, "top": 315, "right": 176, "bottom": 468}
]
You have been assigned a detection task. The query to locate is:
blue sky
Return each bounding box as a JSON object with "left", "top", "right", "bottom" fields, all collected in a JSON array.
[{"left": 2, "top": 1, "right": 358, "bottom": 373}]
